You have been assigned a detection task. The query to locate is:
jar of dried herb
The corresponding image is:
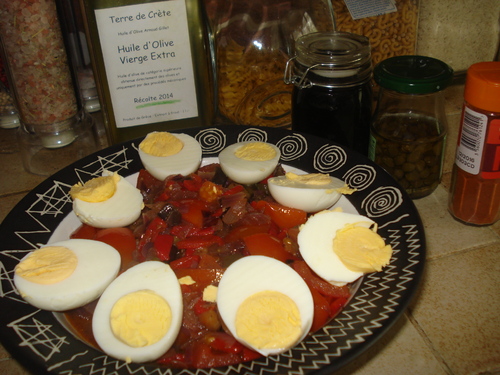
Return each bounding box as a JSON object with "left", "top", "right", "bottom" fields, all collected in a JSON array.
[
  {"left": 0, "top": 0, "right": 97, "bottom": 175},
  {"left": 369, "top": 56, "right": 453, "bottom": 199}
]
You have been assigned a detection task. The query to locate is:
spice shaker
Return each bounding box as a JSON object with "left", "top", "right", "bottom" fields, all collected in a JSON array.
[
  {"left": 369, "top": 56, "right": 453, "bottom": 199},
  {"left": 285, "top": 31, "right": 373, "bottom": 156},
  {"left": 0, "top": 0, "right": 97, "bottom": 176},
  {"left": 448, "top": 62, "right": 500, "bottom": 225}
]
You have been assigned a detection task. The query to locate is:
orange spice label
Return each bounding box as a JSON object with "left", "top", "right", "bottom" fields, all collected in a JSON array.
[{"left": 481, "top": 119, "right": 500, "bottom": 179}]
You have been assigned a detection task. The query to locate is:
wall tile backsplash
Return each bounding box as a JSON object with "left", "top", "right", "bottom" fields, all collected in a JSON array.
[
  {"left": 334, "top": 0, "right": 500, "bottom": 73},
  {"left": 416, "top": 0, "right": 500, "bottom": 73}
]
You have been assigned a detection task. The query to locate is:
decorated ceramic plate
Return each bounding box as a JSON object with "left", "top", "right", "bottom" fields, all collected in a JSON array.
[{"left": 0, "top": 126, "right": 425, "bottom": 374}]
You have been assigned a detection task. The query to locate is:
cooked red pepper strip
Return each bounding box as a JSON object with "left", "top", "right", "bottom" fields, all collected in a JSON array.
[
  {"left": 208, "top": 333, "right": 244, "bottom": 355},
  {"left": 157, "top": 351, "right": 187, "bottom": 365},
  {"left": 190, "top": 226, "right": 216, "bottom": 237},
  {"left": 154, "top": 190, "right": 170, "bottom": 202},
  {"left": 170, "top": 255, "right": 201, "bottom": 270},
  {"left": 183, "top": 174, "right": 203, "bottom": 191},
  {"left": 138, "top": 216, "right": 167, "bottom": 256},
  {"left": 193, "top": 298, "right": 215, "bottom": 315},
  {"left": 154, "top": 233, "right": 174, "bottom": 261},
  {"left": 222, "top": 185, "right": 244, "bottom": 196},
  {"left": 176, "top": 235, "right": 223, "bottom": 250}
]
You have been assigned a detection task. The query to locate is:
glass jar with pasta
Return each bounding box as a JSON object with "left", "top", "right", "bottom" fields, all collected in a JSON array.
[{"left": 209, "top": 0, "right": 336, "bottom": 128}]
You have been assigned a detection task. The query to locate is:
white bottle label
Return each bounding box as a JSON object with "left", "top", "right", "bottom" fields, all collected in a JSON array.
[
  {"left": 454, "top": 106, "right": 488, "bottom": 175},
  {"left": 95, "top": 0, "right": 198, "bottom": 128}
]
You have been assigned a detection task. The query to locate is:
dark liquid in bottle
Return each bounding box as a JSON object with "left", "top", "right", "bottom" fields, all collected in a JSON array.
[{"left": 291, "top": 82, "right": 372, "bottom": 155}]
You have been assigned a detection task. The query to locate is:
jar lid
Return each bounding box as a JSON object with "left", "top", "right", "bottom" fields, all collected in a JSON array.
[
  {"left": 374, "top": 56, "right": 453, "bottom": 94},
  {"left": 464, "top": 61, "right": 500, "bottom": 113},
  {"left": 293, "top": 31, "right": 372, "bottom": 87}
]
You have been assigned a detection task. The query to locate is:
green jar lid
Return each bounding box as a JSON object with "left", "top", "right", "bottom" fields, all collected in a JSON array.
[{"left": 374, "top": 55, "right": 454, "bottom": 94}]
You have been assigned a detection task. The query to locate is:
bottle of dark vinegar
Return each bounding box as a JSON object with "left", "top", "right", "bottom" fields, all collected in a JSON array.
[{"left": 79, "top": 0, "right": 214, "bottom": 144}]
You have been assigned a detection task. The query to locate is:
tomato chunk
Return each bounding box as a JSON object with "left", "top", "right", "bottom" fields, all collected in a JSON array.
[
  {"left": 70, "top": 224, "right": 98, "bottom": 240},
  {"left": 292, "top": 260, "right": 350, "bottom": 298},
  {"left": 176, "top": 235, "right": 223, "bottom": 250},
  {"left": 309, "top": 287, "right": 332, "bottom": 332},
  {"left": 243, "top": 232, "right": 294, "bottom": 262},
  {"left": 225, "top": 224, "right": 270, "bottom": 243},
  {"left": 94, "top": 227, "right": 136, "bottom": 269},
  {"left": 251, "top": 200, "right": 307, "bottom": 229},
  {"left": 181, "top": 202, "right": 204, "bottom": 228},
  {"left": 199, "top": 180, "right": 223, "bottom": 202}
]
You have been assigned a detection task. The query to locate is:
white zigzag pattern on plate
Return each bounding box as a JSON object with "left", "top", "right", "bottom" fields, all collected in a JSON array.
[
  {"left": 398, "top": 224, "right": 421, "bottom": 285},
  {"left": 47, "top": 350, "right": 89, "bottom": 372},
  {"left": 74, "top": 146, "right": 133, "bottom": 182},
  {"left": 0, "top": 262, "right": 27, "bottom": 304},
  {"left": 13, "top": 181, "right": 73, "bottom": 249},
  {"left": 7, "top": 309, "right": 69, "bottom": 361}
]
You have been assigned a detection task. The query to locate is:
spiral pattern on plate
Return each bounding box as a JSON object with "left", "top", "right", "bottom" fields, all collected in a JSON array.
[
  {"left": 236, "top": 128, "right": 268, "bottom": 143},
  {"left": 313, "top": 144, "right": 347, "bottom": 173},
  {"left": 361, "top": 186, "right": 403, "bottom": 218},
  {"left": 276, "top": 134, "right": 308, "bottom": 161},
  {"left": 195, "top": 128, "right": 227, "bottom": 154},
  {"left": 343, "top": 165, "right": 377, "bottom": 191}
]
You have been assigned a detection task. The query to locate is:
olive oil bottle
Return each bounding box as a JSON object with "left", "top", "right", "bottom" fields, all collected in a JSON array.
[{"left": 79, "top": 0, "right": 214, "bottom": 144}]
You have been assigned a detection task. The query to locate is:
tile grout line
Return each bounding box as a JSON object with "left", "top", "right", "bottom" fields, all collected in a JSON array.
[
  {"left": 425, "top": 239, "right": 500, "bottom": 263},
  {"left": 0, "top": 190, "right": 32, "bottom": 199},
  {"left": 405, "top": 309, "right": 455, "bottom": 375}
]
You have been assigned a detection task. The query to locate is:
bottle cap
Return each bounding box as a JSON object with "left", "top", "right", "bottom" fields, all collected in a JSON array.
[
  {"left": 464, "top": 62, "right": 500, "bottom": 113},
  {"left": 374, "top": 55, "right": 453, "bottom": 94}
]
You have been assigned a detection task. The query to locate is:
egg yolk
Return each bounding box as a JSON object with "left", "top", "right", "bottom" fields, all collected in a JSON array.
[
  {"left": 15, "top": 246, "right": 78, "bottom": 284},
  {"left": 139, "top": 132, "right": 184, "bottom": 157},
  {"left": 235, "top": 142, "right": 276, "bottom": 161},
  {"left": 235, "top": 290, "right": 301, "bottom": 350},
  {"left": 110, "top": 290, "right": 172, "bottom": 348},
  {"left": 285, "top": 172, "right": 332, "bottom": 185},
  {"left": 333, "top": 224, "right": 392, "bottom": 273},
  {"left": 70, "top": 173, "right": 119, "bottom": 203}
]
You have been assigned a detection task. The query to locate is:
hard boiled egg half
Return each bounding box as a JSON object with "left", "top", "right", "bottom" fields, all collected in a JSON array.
[
  {"left": 70, "top": 170, "right": 144, "bottom": 228},
  {"left": 138, "top": 132, "right": 202, "bottom": 181},
  {"left": 92, "top": 261, "right": 183, "bottom": 363},
  {"left": 218, "top": 141, "right": 280, "bottom": 184},
  {"left": 217, "top": 255, "right": 314, "bottom": 356},
  {"left": 298, "top": 211, "right": 393, "bottom": 286},
  {"left": 14, "top": 239, "right": 121, "bottom": 311},
  {"left": 268, "top": 172, "right": 355, "bottom": 213}
]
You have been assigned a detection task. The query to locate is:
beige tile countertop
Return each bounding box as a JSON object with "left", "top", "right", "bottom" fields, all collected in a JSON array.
[{"left": 0, "top": 85, "right": 499, "bottom": 374}]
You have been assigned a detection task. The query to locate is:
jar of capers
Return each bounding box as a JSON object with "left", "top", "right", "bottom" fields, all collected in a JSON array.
[{"left": 369, "top": 56, "right": 453, "bottom": 199}]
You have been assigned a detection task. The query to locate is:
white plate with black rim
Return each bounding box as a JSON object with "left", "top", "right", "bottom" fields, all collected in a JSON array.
[{"left": 0, "top": 125, "right": 425, "bottom": 374}]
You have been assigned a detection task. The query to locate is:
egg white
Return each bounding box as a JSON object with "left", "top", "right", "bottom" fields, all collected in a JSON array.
[
  {"left": 92, "top": 261, "right": 183, "bottom": 363},
  {"left": 72, "top": 174, "right": 143, "bottom": 228},
  {"left": 217, "top": 255, "right": 313, "bottom": 356},
  {"left": 14, "top": 239, "right": 121, "bottom": 311},
  {"left": 298, "top": 211, "right": 375, "bottom": 285},
  {"left": 267, "top": 175, "right": 346, "bottom": 212},
  {"left": 138, "top": 133, "right": 202, "bottom": 181},
  {"left": 218, "top": 142, "right": 281, "bottom": 184}
]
